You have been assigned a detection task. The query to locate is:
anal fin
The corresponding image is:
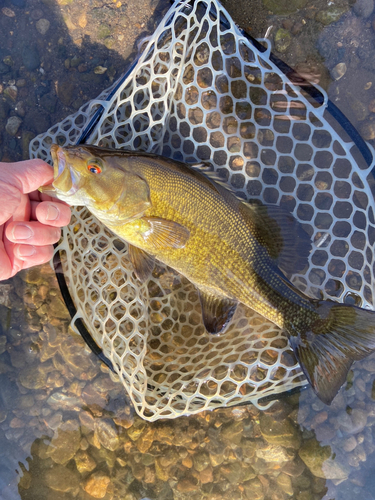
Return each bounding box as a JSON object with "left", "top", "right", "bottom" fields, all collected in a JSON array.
[{"left": 199, "top": 290, "right": 238, "bottom": 334}]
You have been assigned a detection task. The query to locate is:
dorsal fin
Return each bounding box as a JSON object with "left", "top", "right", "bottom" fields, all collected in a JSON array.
[{"left": 239, "top": 201, "right": 312, "bottom": 275}]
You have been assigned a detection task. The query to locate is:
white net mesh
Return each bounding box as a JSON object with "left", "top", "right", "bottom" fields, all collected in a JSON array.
[{"left": 30, "top": 0, "right": 375, "bottom": 420}]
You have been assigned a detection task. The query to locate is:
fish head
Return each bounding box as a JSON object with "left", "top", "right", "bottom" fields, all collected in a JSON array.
[{"left": 46, "top": 144, "right": 151, "bottom": 224}]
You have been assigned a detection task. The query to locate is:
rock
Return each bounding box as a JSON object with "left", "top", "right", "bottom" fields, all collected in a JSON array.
[
  {"left": 256, "top": 443, "right": 293, "bottom": 462},
  {"left": 22, "top": 45, "right": 40, "bottom": 71},
  {"left": 78, "top": 13, "right": 87, "bottom": 28},
  {"left": 57, "top": 79, "right": 75, "bottom": 107},
  {"left": 3, "top": 56, "right": 14, "bottom": 67},
  {"left": 277, "top": 472, "right": 294, "bottom": 496},
  {"left": 220, "top": 420, "right": 243, "bottom": 444},
  {"left": 46, "top": 420, "right": 81, "bottom": 464},
  {"left": 94, "top": 419, "right": 120, "bottom": 451},
  {"left": 353, "top": 0, "right": 374, "bottom": 18},
  {"left": 94, "top": 66, "right": 107, "bottom": 75},
  {"left": 1, "top": 7, "right": 15, "bottom": 17},
  {"left": 44, "top": 464, "right": 80, "bottom": 492},
  {"left": 84, "top": 472, "right": 111, "bottom": 498},
  {"left": 337, "top": 408, "right": 367, "bottom": 434},
  {"left": 220, "top": 462, "right": 243, "bottom": 484},
  {"left": 18, "top": 366, "right": 46, "bottom": 389},
  {"left": 75, "top": 449, "right": 97, "bottom": 473},
  {"left": 243, "top": 477, "right": 265, "bottom": 500},
  {"left": 47, "top": 392, "right": 81, "bottom": 410},
  {"left": 360, "top": 121, "right": 375, "bottom": 140},
  {"left": 299, "top": 439, "right": 349, "bottom": 480},
  {"left": 316, "top": 6, "right": 348, "bottom": 25},
  {"left": 260, "top": 415, "right": 301, "bottom": 449},
  {"left": 193, "top": 450, "right": 210, "bottom": 472},
  {"left": 5, "top": 116, "right": 22, "bottom": 136},
  {"left": 331, "top": 62, "right": 346, "bottom": 81},
  {"left": 98, "top": 24, "right": 111, "bottom": 40},
  {"left": 262, "top": 0, "right": 307, "bottom": 15},
  {"left": 274, "top": 28, "right": 292, "bottom": 53},
  {"left": 177, "top": 476, "right": 199, "bottom": 492},
  {"left": 36, "top": 18, "right": 50, "bottom": 35},
  {"left": 136, "top": 427, "right": 154, "bottom": 453}
]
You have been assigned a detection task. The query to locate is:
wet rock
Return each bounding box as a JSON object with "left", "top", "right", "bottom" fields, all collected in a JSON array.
[
  {"left": 44, "top": 464, "right": 80, "bottom": 492},
  {"left": 36, "top": 18, "right": 50, "bottom": 35},
  {"left": 46, "top": 420, "right": 81, "bottom": 464},
  {"left": 22, "top": 45, "right": 40, "bottom": 71},
  {"left": 353, "top": 0, "right": 374, "bottom": 18},
  {"left": 136, "top": 427, "right": 154, "bottom": 453},
  {"left": 57, "top": 79, "right": 76, "bottom": 107},
  {"left": 127, "top": 418, "right": 146, "bottom": 441},
  {"left": 0, "top": 98, "right": 10, "bottom": 120},
  {"left": 299, "top": 439, "right": 349, "bottom": 480},
  {"left": 5, "top": 116, "right": 22, "bottom": 136},
  {"left": 177, "top": 476, "right": 199, "bottom": 492},
  {"left": 274, "top": 29, "right": 292, "bottom": 53},
  {"left": 18, "top": 366, "right": 46, "bottom": 389},
  {"left": 360, "top": 121, "right": 375, "bottom": 140},
  {"left": 256, "top": 443, "right": 293, "bottom": 462},
  {"left": 193, "top": 450, "right": 210, "bottom": 472},
  {"left": 331, "top": 62, "right": 347, "bottom": 81},
  {"left": 47, "top": 392, "right": 82, "bottom": 410},
  {"left": 84, "top": 471, "right": 111, "bottom": 498},
  {"left": 262, "top": 0, "right": 307, "bottom": 15},
  {"left": 277, "top": 472, "right": 294, "bottom": 496},
  {"left": 316, "top": 6, "right": 348, "bottom": 25},
  {"left": 94, "top": 419, "right": 120, "bottom": 451},
  {"left": 260, "top": 415, "right": 301, "bottom": 449},
  {"left": 75, "top": 449, "right": 97, "bottom": 473},
  {"left": 221, "top": 419, "right": 243, "bottom": 445},
  {"left": 243, "top": 477, "right": 265, "bottom": 500}
]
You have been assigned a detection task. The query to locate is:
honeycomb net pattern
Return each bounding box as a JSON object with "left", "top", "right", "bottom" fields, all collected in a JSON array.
[{"left": 30, "top": 0, "right": 375, "bottom": 420}]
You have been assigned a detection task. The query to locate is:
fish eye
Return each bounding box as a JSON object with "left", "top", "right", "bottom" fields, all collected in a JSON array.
[{"left": 87, "top": 164, "right": 102, "bottom": 174}]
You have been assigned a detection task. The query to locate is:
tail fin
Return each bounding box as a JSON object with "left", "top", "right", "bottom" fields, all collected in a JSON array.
[{"left": 287, "top": 301, "right": 375, "bottom": 405}]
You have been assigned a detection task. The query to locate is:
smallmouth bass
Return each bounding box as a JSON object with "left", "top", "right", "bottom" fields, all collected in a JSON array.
[{"left": 43, "top": 144, "right": 375, "bottom": 405}]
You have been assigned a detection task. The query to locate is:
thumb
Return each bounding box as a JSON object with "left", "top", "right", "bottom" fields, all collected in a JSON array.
[{"left": 0, "top": 159, "right": 54, "bottom": 194}]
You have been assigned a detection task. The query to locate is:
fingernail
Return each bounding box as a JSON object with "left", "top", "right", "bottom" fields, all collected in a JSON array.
[
  {"left": 46, "top": 204, "right": 60, "bottom": 221},
  {"left": 12, "top": 225, "right": 33, "bottom": 241},
  {"left": 17, "top": 245, "right": 36, "bottom": 258}
]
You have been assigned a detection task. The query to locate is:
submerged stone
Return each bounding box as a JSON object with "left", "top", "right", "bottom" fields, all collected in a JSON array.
[
  {"left": 299, "top": 439, "right": 349, "bottom": 480},
  {"left": 260, "top": 415, "right": 301, "bottom": 449},
  {"left": 46, "top": 421, "right": 81, "bottom": 464},
  {"left": 84, "top": 471, "right": 111, "bottom": 498}
]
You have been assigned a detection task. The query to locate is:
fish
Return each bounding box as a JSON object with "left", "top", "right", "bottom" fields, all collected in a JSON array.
[{"left": 42, "top": 143, "right": 375, "bottom": 405}]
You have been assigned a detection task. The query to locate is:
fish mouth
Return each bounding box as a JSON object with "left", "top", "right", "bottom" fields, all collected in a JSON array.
[{"left": 50, "top": 144, "right": 80, "bottom": 197}]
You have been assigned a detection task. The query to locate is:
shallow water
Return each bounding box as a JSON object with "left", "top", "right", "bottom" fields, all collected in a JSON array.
[{"left": 2, "top": 0, "right": 375, "bottom": 499}]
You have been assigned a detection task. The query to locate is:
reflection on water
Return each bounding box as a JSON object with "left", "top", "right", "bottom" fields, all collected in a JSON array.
[{"left": 2, "top": 0, "right": 375, "bottom": 499}]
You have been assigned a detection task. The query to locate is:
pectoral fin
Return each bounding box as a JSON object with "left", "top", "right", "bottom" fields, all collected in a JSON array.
[
  {"left": 199, "top": 290, "right": 238, "bottom": 334},
  {"left": 141, "top": 217, "right": 190, "bottom": 250},
  {"left": 128, "top": 245, "right": 155, "bottom": 282}
]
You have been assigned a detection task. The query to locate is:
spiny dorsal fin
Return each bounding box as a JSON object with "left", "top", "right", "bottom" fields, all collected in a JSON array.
[
  {"left": 128, "top": 245, "right": 155, "bottom": 282},
  {"left": 198, "top": 290, "right": 238, "bottom": 335},
  {"left": 140, "top": 217, "right": 190, "bottom": 250},
  {"left": 239, "top": 201, "right": 312, "bottom": 275}
]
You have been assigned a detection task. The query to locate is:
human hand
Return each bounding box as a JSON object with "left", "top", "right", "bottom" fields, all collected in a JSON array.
[{"left": 0, "top": 158, "right": 71, "bottom": 281}]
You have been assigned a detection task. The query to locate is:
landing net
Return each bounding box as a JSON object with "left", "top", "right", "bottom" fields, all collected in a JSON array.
[{"left": 30, "top": 0, "right": 375, "bottom": 420}]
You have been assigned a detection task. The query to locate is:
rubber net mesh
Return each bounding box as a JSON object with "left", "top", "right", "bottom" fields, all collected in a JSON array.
[{"left": 30, "top": 0, "right": 375, "bottom": 420}]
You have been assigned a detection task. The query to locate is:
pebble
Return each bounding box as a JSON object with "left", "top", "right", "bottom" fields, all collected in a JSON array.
[
  {"left": 94, "top": 419, "right": 120, "bottom": 451},
  {"left": 4, "top": 86, "right": 17, "bottom": 102},
  {"left": 360, "top": 121, "right": 375, "bottom": 140},
  {"left": 331, "top": 62, "right": 347, "bottom": 81},
  {"left": 315, "top": 6, "right": 348, "bottom": 25},
  {"left": 44, "top": 464, "right": 79, "bottom": 492},
  {"left": 84, "top": 472, "right": 111, "bottom": 498},
  {"left": 1, "top": 7, "right": 15, "bottom": 17},
  {"left": 36, "top": 18, "right": 50, "bottom": 35},
  {"left": 262, "top": 0, "right": 307, "bottom": 15},
  {"left": 46, "top": 420, "right": 81, "bottom": 464},
  {"left": 274, "top": 28, "right": 292, "bottom": 53}
]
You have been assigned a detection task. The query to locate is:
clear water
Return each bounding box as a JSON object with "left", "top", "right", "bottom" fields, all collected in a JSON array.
[{"left": 1, "top": 0, "right": 375, "bottom": 499}]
